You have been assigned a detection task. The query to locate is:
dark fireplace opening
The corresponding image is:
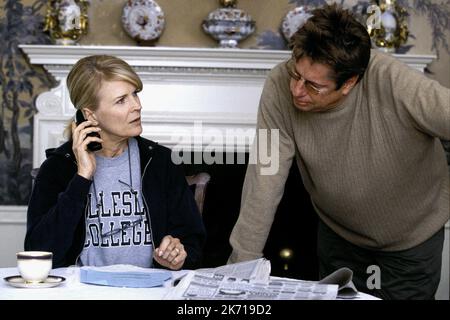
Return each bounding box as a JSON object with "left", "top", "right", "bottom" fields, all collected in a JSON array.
[{"left": 182, "top": 152, "right": 319, "bottom": 281}]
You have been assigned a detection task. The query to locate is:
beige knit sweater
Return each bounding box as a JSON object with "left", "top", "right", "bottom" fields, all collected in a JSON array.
[{"left": 229, "top": 50, "right": 450, "bottom": 263}]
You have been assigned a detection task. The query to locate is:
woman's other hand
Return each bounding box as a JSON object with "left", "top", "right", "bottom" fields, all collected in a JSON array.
[{"left": 154, "top": 235, "right": 187, "bottom": 270}]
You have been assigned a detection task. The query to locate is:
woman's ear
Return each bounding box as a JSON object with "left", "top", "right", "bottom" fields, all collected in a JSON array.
[{"left": 82, "top": 108, "right": 96, "bottom": 122}]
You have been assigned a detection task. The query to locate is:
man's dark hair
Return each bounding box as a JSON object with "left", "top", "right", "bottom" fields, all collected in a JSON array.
[{"left": 290, "top": 3, "right": 371, "bottom": 89}]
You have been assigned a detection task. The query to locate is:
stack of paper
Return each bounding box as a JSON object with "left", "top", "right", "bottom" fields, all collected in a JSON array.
[{"left": 80, "top": 265, "right": 172, "bottom": 288}]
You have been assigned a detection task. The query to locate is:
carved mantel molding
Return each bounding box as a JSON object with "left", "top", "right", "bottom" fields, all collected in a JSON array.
[{"left": 19, "top": 45, "right": 436, "bottom": 167}]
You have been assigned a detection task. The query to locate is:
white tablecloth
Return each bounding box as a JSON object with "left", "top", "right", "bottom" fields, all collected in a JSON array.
[
  {"left": 0, "top": 267, "right": 379, "bottom": 300},
  {"left": 0, "top": 267, "right": 170, "bottom": 300}
]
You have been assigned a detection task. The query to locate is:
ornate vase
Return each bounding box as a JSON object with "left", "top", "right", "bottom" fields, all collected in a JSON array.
[
  {"left": 366, "top": 0, "right": 409, "bottom": 53},
  {"left": 202, "top": 0, "right": 255, "bottom": 48},
  {"left": 44, "top": 0, "right": 89, "bottom": 45}
]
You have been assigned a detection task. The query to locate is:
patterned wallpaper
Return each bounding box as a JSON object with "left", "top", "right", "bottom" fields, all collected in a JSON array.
[
  {"left": 0, "top": 0, "right": 449, "bottom": 205},
  {"left": 0, "top": 0, "right": 54, "bottom": 204}
]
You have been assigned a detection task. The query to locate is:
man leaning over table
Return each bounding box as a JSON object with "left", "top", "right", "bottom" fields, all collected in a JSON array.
[{"left": 228, "top": 4, "right": 450, "bottom": 300}]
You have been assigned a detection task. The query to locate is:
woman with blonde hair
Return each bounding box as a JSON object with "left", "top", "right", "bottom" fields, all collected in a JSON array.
[{"left": 25, "top": 55, "right": 206, "bottom": 270}]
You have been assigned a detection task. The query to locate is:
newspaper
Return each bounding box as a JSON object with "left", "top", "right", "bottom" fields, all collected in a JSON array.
[
  {"left": 318, "top": 267, "right": 358, "bottom": 299},
  {"left": 196, "top": 258, "right": 271, "bottom": 281},
  {"left": 164, "top": 259, "right": 339, "bottom": 300},
  {"left": 164, "top": 271, "right": 338, "bottom": 300}
]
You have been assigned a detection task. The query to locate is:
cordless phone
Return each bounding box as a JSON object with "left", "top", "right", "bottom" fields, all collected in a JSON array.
[{"left": 75, "top": 109, "right": 102, "bottom": 152}]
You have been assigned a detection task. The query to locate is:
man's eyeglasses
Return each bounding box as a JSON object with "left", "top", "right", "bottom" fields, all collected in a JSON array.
[
  {"left": 285, "top": 59, "right": 332, "bottom": 96},
  {"left": 98, "top": 180, "right": 144, "bottom": 238}
]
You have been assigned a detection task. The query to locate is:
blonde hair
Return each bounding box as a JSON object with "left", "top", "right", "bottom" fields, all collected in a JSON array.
[{"left": 64, "top": 55, "right": 143, "bottom": 139}]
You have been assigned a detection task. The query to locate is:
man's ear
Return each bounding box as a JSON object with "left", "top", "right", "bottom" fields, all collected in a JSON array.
[{"left": 342, "top": 75, "right": 359, "bottom": 95}]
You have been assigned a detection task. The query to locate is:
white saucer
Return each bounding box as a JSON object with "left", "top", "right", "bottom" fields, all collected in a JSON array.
[{"left": 3, "top": 275, "right": 65, "bottom": 288}]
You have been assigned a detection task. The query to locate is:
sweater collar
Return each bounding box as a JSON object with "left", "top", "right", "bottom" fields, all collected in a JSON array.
[{"left": 323, "top": 80, "right": 361, "bottom": 114}]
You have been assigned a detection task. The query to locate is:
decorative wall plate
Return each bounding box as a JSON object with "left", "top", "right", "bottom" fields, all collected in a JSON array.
[
  {"left": 281, "top": 6, "right": 313, "bottom": 41},
  {"left": 122, "top": 0, "right": 165, "bottom": 45}
]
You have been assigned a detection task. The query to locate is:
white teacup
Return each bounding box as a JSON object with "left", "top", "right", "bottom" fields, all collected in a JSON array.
[{"left": 17, "top": 251, "right": 53, "bottom": 283}]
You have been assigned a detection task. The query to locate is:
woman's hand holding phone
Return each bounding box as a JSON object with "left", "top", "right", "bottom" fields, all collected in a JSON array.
[
  {"left": 75, "top": 110, "right": 102, "bottom": 152},
  {"left": 71, "top": 120, "right": 102, "bottom": 180}
]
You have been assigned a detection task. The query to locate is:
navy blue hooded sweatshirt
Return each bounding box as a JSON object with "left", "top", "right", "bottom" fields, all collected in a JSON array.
[{"left": 25, "top": 136, "right": 206, "bottom": 269}]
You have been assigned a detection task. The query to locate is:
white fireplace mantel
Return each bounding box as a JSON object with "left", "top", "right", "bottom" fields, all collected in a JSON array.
[{"left": 19, "top": 45, "right": 436, "bottom": 168}]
